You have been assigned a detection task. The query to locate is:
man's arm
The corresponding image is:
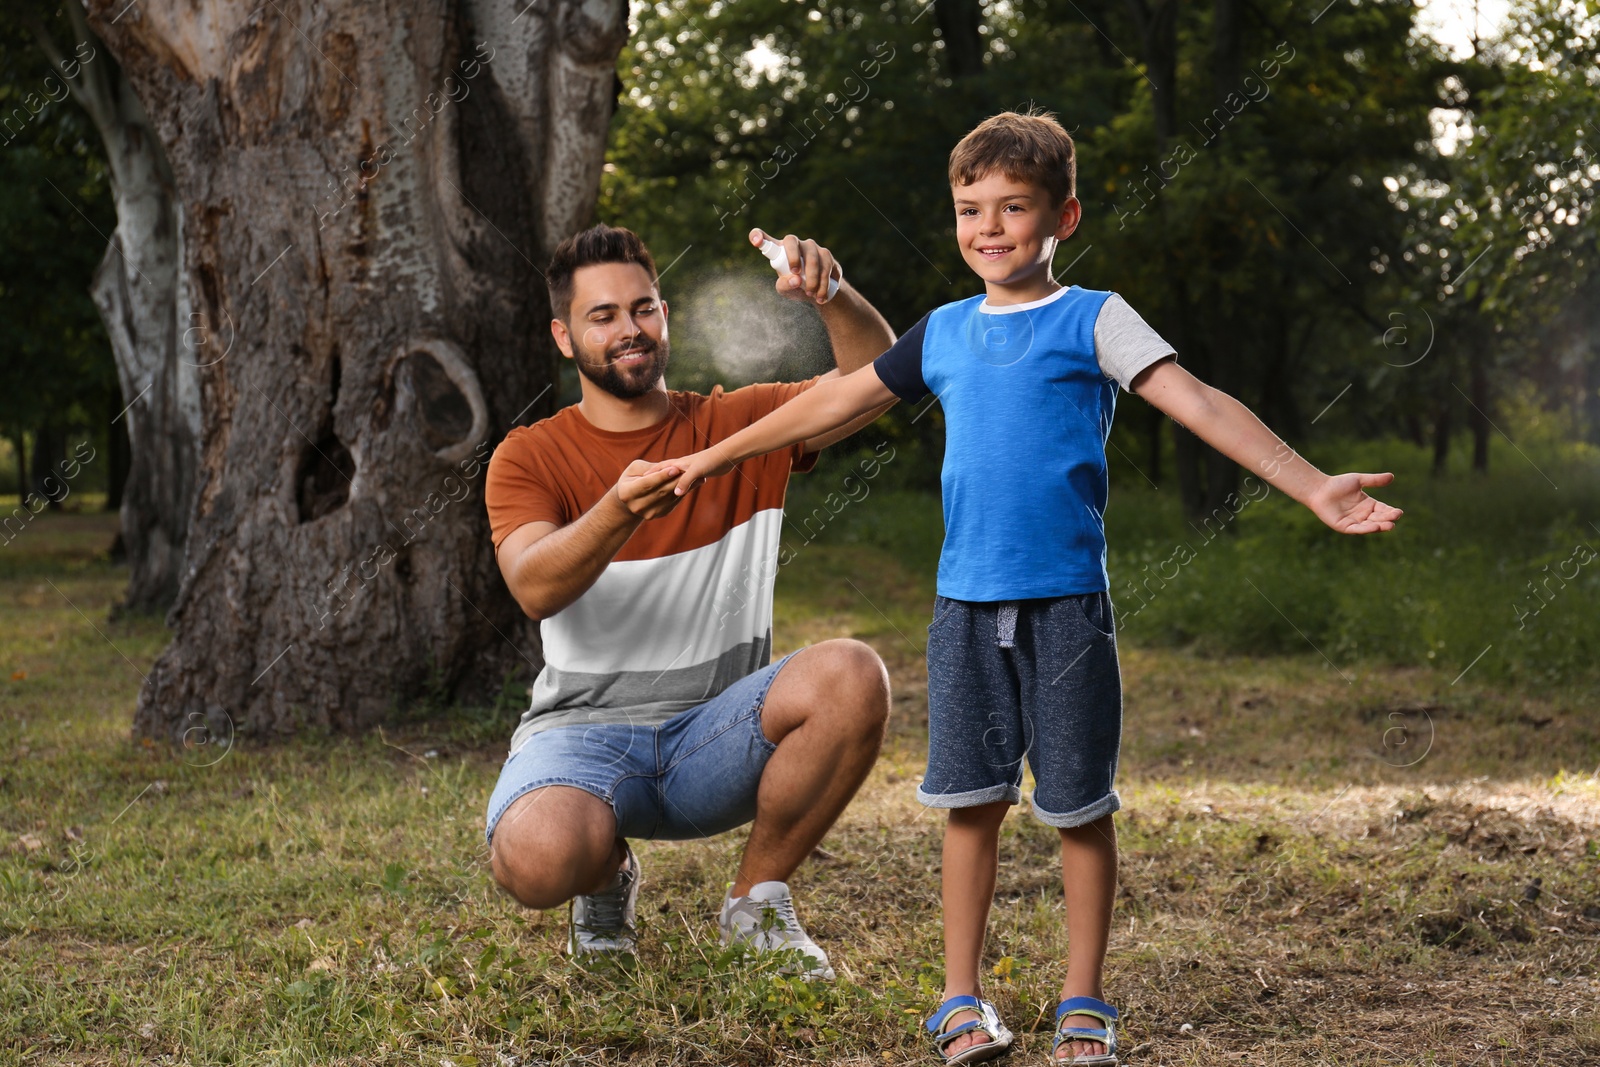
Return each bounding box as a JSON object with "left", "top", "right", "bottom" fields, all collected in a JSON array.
[
  {"left": 1133, "top": 360, "right": 1402, "bottom": 534},
  {"left": 660, "top": 366, "right": 898, "bottom": 496},
  {"left": 754, "top": 228, "right": 897, "bottom": 451},
  {"left": 497, "top": 461, "right": 683, "bottom": 620}
]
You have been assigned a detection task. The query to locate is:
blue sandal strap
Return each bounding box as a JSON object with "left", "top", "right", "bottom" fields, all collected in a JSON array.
[
  {"left": 1059, "top": 1027, "right": 1112, "bottom": 1041},
  {"left": 1054, "top": 998, "right": 1119, "bottom": 1055},
  {"left": 925, "top": 994, "right": 984, "bottom": 1034},
  {"left": 932, "top": 1020, "right": 986, "bottom": 1051},
  {"left": 1055, "top": 996, "right": 1119, "bottom": 1023}
]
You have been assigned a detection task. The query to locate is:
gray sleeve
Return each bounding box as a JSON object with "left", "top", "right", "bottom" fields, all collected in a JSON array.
[{"left": 1093, "top": 293, "right": 1176, "bottom": 390}]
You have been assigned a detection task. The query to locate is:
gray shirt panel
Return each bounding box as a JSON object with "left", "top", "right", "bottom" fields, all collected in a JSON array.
[{"left": 1093, "top": 293, "right": 1177, "bottom": 390}]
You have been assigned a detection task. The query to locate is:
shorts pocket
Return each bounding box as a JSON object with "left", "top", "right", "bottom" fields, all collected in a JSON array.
[
  {"left": 928, "top": 595, "right": 963, "bottom": 633},
  {"left": 1079, "top": 591, "right": 1115, "bottom": 638}
]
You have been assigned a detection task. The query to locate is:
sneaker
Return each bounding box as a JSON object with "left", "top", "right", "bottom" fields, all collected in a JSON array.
[
  {"left": 567, "top": 844, "right": 639, "bottom": 956},
  {"left": 718, "top": 880, "right": 835, "bottom": 980}
]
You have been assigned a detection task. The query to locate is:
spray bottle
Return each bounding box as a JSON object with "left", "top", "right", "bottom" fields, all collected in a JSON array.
[{"left": 758, "top": 237, "right": 840, "bottom": 300}]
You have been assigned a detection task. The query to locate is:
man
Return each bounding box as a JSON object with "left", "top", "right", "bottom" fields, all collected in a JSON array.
[{"left": 483, "top": 223, "right": 896, "bottom": 977}]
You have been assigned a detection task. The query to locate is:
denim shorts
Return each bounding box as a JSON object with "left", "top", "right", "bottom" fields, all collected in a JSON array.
[
  {"left": 920, "top": 593, "right": 1122, "bottom": 827},
  {"left": 484, "top": 652, "right": 798, "bottom": 846}
]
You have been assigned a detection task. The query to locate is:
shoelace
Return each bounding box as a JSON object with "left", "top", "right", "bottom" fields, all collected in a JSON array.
[
  {"left": 756, "top": 895, "right": 801, "bottom": 935},
  {"left": 579, "top": 867, "right": 632, "bottom": 933}
]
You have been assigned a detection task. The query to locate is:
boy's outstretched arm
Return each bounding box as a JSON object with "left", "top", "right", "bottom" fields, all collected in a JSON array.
[
  {"left": 660, "top": 365, "right": 897, "bottom": 495},
  {"left": 1133, "top": 360, "right": 1403, "bottom": 534}
]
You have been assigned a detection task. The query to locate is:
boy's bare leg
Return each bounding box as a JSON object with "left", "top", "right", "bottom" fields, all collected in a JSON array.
[
  {"left": 939, "top": 800, "right": 1011, "bottom": 1056},
  {"left": 1055, "top": 813, "right": 1118, "bottom": 1059}
]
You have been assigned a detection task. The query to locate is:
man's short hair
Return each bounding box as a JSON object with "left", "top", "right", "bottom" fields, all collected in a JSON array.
[
  {"left": 948, "top": 109, "right": 1076, "bottom": 205},
  {"left": 546, "top": 224, "right": 658, "bottom": 322}
]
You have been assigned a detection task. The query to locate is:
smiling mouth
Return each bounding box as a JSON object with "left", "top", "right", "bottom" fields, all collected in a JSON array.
[
  {"left": 611, "top": 346, "right": 652, "bottom": 363},
  {"left": 976, "top": 246, "right": 1013, "bottom": 259}
]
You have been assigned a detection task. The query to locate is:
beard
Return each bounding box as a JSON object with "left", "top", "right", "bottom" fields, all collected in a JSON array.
[{"left": 572, "top": 331, "right": 670, "bottom": 399}]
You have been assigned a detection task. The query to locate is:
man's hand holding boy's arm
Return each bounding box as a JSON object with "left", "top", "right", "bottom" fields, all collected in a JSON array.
[
  {"left": 1132, "top": 360, "right": 1402, "bottom": 534},
  {"left": 653, "top": 365, "right": 899, "bottom": 496}
]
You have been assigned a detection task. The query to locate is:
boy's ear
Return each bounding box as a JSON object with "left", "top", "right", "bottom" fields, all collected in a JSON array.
[
  {"left": 1054, "top": 196, "right": 1083, "bottom": 241},
  {"left": 550, "top": 317, "right": 574, "bottom": 359}
]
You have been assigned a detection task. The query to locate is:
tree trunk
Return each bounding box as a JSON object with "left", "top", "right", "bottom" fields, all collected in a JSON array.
[
  {"left": 106, "top": 394, "right": 131, "bottom": 511},
  {"left": 1211, "top": 0, "right": 1242, "bottom": 100},
  {"left": 935, "top": 0, "right": 986, "bottom": 80},
  {"left": 35, "top": 4, "right": 196, "bottom": 611},
  {"left": 11, "top": 434, "right": 27, "bottom": 502},
  {"left": 1125, "top": 0, "right": 1180, "bottom": 142},
  {"left": 1126, "top": 0, "right": 1212, "bottom": 517},
  {"left": 29, "top": 425, "right": 65, "bottom": 510},
  {"left": 1144, "top": 402, "right": 1162, "bottom": 485},
  {"left": 1469, "top": 350, "right": 1490, "bottom": 473},
  {"left": 87, "top": 0, "right": 628, "bottom": 742},
  {"left": 1432, "top": 397, "right": 1452, "bottom": 476}
]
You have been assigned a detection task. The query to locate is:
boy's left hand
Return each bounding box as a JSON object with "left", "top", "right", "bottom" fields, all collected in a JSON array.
[{"left": 1307, "top": 472, "right": 1403, "bottom": 534}]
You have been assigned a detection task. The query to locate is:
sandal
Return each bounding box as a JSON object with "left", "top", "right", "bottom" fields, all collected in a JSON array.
[
  {"left": 924, "top": 994, "right": 1014, "bottom": 1064},
  {"left": 1051, "top": 996, "right": 1119, "bottom": 1064}
]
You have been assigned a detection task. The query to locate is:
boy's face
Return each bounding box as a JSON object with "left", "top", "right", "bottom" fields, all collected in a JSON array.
[{"left": 952, "top": 171, "right": 1081, "bottom": 289}]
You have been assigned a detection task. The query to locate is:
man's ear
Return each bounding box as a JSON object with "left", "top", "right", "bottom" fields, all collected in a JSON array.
[
  {"left": 550, "top": 317, "right": 574, "bottom": 359},
  {"left": 1054, "top": 196, "right": 1083, "bottom": 241}
]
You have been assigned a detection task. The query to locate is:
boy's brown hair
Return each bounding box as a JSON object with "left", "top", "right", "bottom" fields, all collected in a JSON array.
[
  {"left": 546, "top": 223, "right": 659, "bottom": 322},
  {"left": 948, "top": 109, "right": 1076, "bottom": 205}
]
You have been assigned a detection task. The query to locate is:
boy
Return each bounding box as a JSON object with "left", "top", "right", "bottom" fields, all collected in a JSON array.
[{"left": 656, "top": 111, "right": 1401, "bottom": 1063}]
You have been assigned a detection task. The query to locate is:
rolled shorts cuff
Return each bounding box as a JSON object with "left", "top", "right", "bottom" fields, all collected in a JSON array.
[
  {"left": 1030, "top": 789, "right": 1121, "bottom": 828},
  {"left": 916, "top": 782, "right": 1022, "bottom": 809},
  {"left": 484, "top": 777, "right": 613, "bottom": 847}
]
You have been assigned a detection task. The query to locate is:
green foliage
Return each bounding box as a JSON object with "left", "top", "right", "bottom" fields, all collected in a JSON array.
[{"left": 605, "top": 1, "right": 1599, "bottom": 499}]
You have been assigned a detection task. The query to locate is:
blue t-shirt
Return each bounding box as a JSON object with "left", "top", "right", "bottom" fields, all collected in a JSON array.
[{"left": 873, "top": 285, "right": 1172, "bottom": 602}]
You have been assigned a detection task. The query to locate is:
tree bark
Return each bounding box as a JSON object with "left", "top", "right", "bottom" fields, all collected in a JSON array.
[
  {"left": 35, "top": 3, "right": 196, "bottom": 612},
  {"left": 87, "top": 0, "right": 628, "bottom": 742}
]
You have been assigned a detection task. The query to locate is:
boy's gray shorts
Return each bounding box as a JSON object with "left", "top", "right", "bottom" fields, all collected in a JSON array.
[{"left": 919, "top": 592, "right": 1122, "bottom": 827}]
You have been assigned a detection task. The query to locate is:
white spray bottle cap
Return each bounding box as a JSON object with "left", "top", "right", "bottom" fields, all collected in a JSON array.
[{"left": 758, "top": 237, "right": 840, "bottom": 300}]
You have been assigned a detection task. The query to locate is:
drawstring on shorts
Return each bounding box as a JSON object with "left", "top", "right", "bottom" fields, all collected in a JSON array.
[{"left": 996, "top": 602, "right": 1019, "bottom": 648}]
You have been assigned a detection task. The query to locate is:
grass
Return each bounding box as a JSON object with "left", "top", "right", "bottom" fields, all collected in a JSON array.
[{"left": 3, "top": 467, "right": 1600, "bottom": 1065}]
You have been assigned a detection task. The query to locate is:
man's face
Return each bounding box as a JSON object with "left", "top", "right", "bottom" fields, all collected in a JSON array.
[
  {"left": 555, "top": 262, "right": 670, "bottom": 399},
  {"left": 952, "top": 171, "right": 1080, "bottom": 287}
]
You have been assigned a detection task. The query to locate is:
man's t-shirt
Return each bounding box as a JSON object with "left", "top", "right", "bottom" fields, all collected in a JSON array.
[
  {"left": 486, "top": 382, "right": 819, "bottom": 756},
  {"left": 873, "top": 286, "right": 1174, "bottom": 601}
]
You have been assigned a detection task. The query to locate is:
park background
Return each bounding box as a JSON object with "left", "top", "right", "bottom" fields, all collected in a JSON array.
[{"left": 2, "top": 0, "right": 1598, "bottom": 1064}]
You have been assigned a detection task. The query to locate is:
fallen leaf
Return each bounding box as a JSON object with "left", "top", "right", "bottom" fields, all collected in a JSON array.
[
  {"left": 18, "top": 833, "right": 44, "bottom": 852},
  {"left": 10, "top": 670, "right": 24, "bottom": 681},
  {"left": 294, "top": 918, "right": 313, "bottom": 929},
  {"left": 307, "top": 956, "right": 335, "bottom": 971}
]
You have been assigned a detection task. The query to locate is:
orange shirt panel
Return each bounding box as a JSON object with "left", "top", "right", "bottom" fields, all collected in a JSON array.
[{"left": 485, "top": 380, "right": 820, "bottom": 559}]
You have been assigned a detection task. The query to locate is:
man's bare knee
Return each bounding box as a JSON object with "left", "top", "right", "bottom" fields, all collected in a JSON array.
[
  {"left": 489, "top": 786, "right": 616, "bottom": 909},
  {"left": 765, "top": 638, "right": 890, "bottom": 742}
]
